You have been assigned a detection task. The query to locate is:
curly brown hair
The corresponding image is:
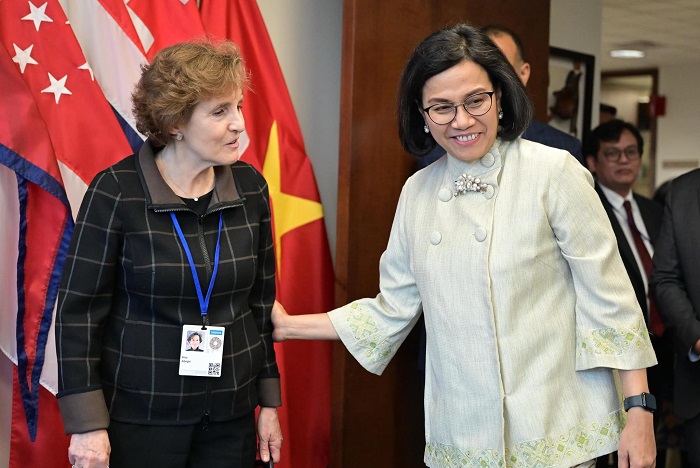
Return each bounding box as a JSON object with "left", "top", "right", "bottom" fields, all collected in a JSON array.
[{"left": 132, "top": 39, "right": 249, "bottom": 146}]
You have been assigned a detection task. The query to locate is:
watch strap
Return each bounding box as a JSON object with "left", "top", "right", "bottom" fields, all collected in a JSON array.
[{"left": 623, "top": 392, "right": 656, "bottom": 413}]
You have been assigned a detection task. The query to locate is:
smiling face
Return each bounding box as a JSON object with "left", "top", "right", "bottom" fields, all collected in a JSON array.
[
  {"left": 188, "top": 333, "right": 201, "bottom": 350},
  {"left": 174, "top": 87, "right": 245, "bottom": 168},
  {"left": 421, "top": 60, "right": 501, "bottom": 163},
  {"left": 586, "top": 128, "right": 642, "bottom": 196}
]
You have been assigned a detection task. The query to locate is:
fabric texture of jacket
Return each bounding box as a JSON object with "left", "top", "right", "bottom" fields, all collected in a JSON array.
[{"left": 56, "top": 141, "right": 280, "bottom": 434}]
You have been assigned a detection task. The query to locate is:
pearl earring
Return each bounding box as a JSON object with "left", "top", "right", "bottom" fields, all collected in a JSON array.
[
  {"left": 176, "top": 133, "right": 184, "bottom": 141},
  {"left": 424, "top": 125, "right": 429, "bottom": 133},
  {"left": 498, "top": 109, "right": 503, "bottom": 120}
]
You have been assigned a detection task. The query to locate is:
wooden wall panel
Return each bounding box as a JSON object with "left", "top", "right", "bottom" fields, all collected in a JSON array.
[{"left": 334, "top": 1, "right": 550, "bottom": 466}]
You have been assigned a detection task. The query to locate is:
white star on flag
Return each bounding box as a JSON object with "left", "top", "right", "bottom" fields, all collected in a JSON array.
[
  {"left": 12, "top": 43, "right": 38, "bottom": 73},
  {"left": 21, "top": 1, "right": 53, "bottom": 31},
  {"left": 78, "top": 62, "right": 94, "bottom": 81},
  {"left": 41, "top": 73, "right": 72, "bottom": 103}
]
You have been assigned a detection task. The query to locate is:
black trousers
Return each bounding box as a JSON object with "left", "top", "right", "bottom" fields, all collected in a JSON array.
[{"left": 107, "top": 412, "right": 256, "bottom": 468}]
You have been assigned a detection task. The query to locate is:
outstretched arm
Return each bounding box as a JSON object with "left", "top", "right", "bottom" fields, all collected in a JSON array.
[{"left": 271, "top": 300, "right": 339, "bottom": 341}]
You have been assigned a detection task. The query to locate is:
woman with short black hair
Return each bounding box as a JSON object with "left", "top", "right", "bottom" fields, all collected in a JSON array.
[{"left": 273, "top": 23, "right": 657, "bottom": 468}]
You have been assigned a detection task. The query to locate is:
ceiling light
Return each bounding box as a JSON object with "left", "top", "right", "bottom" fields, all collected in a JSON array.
[{"left": 610, "top": 49, "right": 645, "bottom": 58}]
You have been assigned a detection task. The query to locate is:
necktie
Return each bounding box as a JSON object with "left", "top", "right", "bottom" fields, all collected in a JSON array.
[{"left": 623, "top": 200, "right": 665, "bottom": 336}]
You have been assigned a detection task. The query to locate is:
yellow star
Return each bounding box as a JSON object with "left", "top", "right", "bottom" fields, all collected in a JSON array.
[{"left": 262, "top": 121, "right": 324, "bottom": 279}]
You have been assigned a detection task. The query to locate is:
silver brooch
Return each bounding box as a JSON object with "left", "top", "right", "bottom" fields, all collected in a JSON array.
[{"left": 454, "top": 173, "right": 489, "bottom": 196}]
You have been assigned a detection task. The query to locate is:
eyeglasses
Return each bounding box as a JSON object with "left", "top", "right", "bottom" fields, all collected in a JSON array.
[
  {"left": 601, "top": 146, "right": 641, "bottom": 162},
  {"left": 423, "top": 91, "right": 495, "bottom": 125}
]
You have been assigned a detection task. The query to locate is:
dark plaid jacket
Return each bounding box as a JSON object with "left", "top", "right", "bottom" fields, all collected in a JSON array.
[{"left": 56, "top": 141, "right": 280, "bottom": 434}]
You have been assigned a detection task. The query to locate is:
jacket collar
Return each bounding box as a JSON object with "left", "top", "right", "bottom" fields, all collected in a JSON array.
[{"left": 136, "top": 139, "right": 244, "bottom": 213}]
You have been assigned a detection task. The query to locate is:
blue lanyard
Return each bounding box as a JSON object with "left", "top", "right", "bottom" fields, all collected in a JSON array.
[{"left": 170, "top": 211, "right": 223, "bottom": 321}]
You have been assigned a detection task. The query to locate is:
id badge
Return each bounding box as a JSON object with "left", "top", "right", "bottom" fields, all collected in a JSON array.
[{"left": 179, "top": 325, "right": 225, "bottom": 377}]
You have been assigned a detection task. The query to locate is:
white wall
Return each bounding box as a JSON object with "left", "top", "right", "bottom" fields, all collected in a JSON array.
[
  {"left": 657, "top": 62, "right": 700, "bottom": 185},
  {"left": 258, "top": 0, "right": 343, "bottom": 263}
]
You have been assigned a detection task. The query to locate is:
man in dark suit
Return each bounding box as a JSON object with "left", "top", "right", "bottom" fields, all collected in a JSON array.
[
  {"left": 585, "top": 120, "right": 664, "bottom": 336},
  {"left": 416, "top": 25, "right": 583, "bottom": 169},
  {"left": 651, "top": 168, "right": 700, "bottom": 468},
  {"left": 585, "top": 119, "right": 672, "bottom": 466},
  {"left": 520, "top": 118, "right": 582, "bottom": 161}
]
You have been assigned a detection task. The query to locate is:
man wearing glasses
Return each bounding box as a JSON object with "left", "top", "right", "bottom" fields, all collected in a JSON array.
[{"left": 584, "top": 119, "right": 671, "bottom": 467}]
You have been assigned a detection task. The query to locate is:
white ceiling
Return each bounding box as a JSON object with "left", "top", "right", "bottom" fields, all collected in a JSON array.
[{"left": 601, "top": 0, "right": 700, "bottom": 71}]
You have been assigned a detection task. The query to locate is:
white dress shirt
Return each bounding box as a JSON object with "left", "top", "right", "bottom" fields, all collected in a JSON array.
[{"left": 598, "top": 183, "right": 654, "bottom": 311}]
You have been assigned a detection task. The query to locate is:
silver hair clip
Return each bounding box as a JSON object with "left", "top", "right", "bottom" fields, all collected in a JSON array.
[{"left": 454, "top": 173, "right": 489, "bottom": 196}]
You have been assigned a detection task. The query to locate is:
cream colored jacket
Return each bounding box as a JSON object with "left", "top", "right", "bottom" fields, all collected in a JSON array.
[{"left": 328, "top": 138, "right": 657, "bottom": 468}]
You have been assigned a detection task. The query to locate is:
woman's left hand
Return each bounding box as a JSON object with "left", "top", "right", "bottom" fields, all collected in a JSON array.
[
  {"left": 617, "top": 408, "right": 656, "bottom": 468},
  {"left": 257, "top": 407, "right": 283, "bottom": 463}
]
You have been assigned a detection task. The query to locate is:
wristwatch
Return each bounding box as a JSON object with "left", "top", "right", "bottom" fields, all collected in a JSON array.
[{"left": 623, "top": 392, "right": 656, "bottom": 413}]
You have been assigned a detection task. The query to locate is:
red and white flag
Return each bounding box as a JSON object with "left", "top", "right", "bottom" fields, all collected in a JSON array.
[
  {"left": 201, "top": 2, "right": 336, "bottom": 467},
  {"left": 124, "top": 0, "right": 206, "bottom": 60},
  {"left": 1, "top": 1, "right": 205, "bottom": 466},
  {"left": 0, "top": 1, "right": 133, "bottom": 466}
]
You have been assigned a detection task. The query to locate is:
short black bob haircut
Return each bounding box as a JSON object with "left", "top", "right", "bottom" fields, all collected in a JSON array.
[{"left": 397, "top": 23, "right": 533, "bottom": 157}]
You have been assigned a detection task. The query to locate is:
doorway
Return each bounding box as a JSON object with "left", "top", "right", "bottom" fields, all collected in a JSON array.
[{"left": 600, "top": 69, "right": 658, "bottom": 197}]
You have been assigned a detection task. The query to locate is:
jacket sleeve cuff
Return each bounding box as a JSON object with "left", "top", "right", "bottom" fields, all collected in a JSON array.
[
  {"left": 689, "top": 348, "right": 700, "bottom": 362},
  {"left": 258, "top": 377, "right": 282, "bottom": 407},
  {"left": 57, "top": 390, "right": 110, "bottom": 434}
]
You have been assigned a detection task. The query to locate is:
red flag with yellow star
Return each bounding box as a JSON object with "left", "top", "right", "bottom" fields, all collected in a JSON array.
[{"left": 200, "top": 2, "right": 335, "bottom": 467}]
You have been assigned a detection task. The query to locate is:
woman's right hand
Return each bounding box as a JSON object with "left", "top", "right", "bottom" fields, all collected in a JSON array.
[
  {"left": 271, "top": 300, "right": 289, "bottom": 342},
  {"left": 68, "top": 429, "right": 110, "bottom": 468},
  {"left": 271, "top": 300, "right": 339, "bottom": 341}
]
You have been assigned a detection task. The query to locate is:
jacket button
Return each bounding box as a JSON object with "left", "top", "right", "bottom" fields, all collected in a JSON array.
[{"left": 438, "top": 187, "right": 453, "bottom": 202}]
